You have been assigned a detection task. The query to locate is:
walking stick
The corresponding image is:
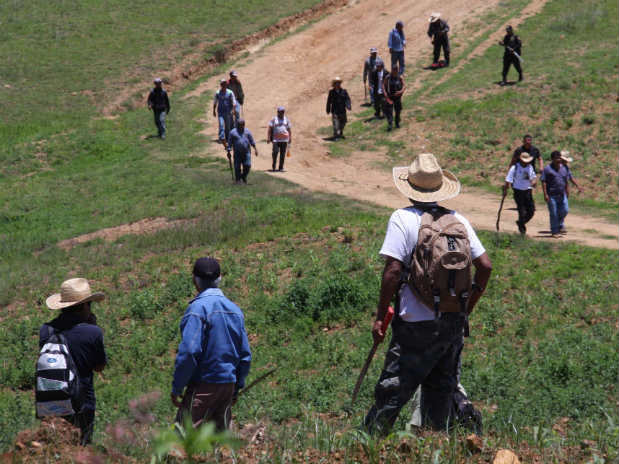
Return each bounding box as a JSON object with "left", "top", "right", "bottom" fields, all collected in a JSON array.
[
  {"left": 496, "top": 191, "right": 507, "bottom": 232},
  {"left": 351, "top": 306, "right": 395, "bottom": 406},
  {"left": 237, "top": 368, "right": 277, "bottom": 398},
  {"left": 226, "top": 149, "right": 234, "bottom": 180}
]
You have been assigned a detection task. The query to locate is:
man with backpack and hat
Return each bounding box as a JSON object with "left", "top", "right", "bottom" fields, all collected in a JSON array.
[
  {"left": 171, "top": 257, "right": 252, "bottom": 431},
  {"left": 37, "top": 278, "right": 107, "bottom": 445},
  {"left": 364, "top": 153, "right": 492, "bottom": 435},
  {"left": 147, "top": 77, "right": 171, "bottom": 139},
  {"left": 510, "top": 134, "right": 543, "bottom": 173},
  {"left": 427, "top": 13, "right": 450, "bottom": 68},
  {"left": 499, "top": 25, "right": 523, "bottom": 85},
  {"left": 503, "top": 151, "right": 537, "bottom": 235},
  {"left": 326, "top": 77, "right": 351, "bottom": 140}
]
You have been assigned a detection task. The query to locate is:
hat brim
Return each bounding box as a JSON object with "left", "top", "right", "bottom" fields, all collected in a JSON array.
[
  {"left": 519, "top": 155, "right": 533, "bottom": 163},
  {"left": 560, "top": 156, "right": 573, "bottom": 163},
  {"left": 393, "top": 167, "right": 461, "bottom": 202},
  {"left": 46, "top": 292, "right": 105, "bottom": 310},
  {"left": 429, "top": 16, "right": 440, "bottom": 22}
]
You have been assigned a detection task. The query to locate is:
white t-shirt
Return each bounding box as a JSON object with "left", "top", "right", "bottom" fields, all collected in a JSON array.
[
  {"left": 379, "top": 206, "right": 486, "bottom": 322},
  {"left": 505, "top": 163, "right": 536, "bottom": 190},
  {"left": 268, "top": 116, "right": 291, "bottom": 143}
]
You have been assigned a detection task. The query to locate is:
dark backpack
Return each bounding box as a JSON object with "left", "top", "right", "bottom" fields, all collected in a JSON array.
[
  {"left": 35, "top": 327, "right": 82, "bottom": 418},
  {"left": 408, "top": 206, "right": 472, "bottom": 317}
]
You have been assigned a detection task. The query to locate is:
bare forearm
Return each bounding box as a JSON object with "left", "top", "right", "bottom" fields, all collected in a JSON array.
[
  {"left": 376, "top": 259, "right": 401, "bottom": 321},
  {"left": 468, "top": 254, "right": 492, "bottom": 313}
]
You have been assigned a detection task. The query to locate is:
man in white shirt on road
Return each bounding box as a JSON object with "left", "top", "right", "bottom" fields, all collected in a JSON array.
[{"left": 503, "top": 152, "right": 537, "bottom": 235}]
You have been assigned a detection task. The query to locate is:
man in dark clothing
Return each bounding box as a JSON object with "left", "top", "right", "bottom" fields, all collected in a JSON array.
[
  {"left": 382, "top": 64, "right": 405, "bottom": 131},
  {"left": 428, "top": 13, "right": 450, "bottom": 67},
  {"left": 228, "top": 70, "right": 244, "bottom": 122},
  {"left": 363, "top": 48, "right": 384, "bottom": 105},
  {"left": 541, "top": 151, "right": 570, "bottom": 237},
  {"left": 510, "top": 134, "right": 543, "bottom": 173},
  {"left": 147, "top": 78, "right": 171, "bottom": 139},
  {"left": 227, "top": 119, "right": 258, "bottom": 184},
  {"left": 326, "top": 77, "right": 351, "bottom": 140},
  {"left": 499, "top": 26, "right": 522, "bottom": 85},
  {"left": 40, "top": 278, "right": 107, "bottom": 445},
  {"left": 370, "top": 61, "right": 386, "bottom": 118}
]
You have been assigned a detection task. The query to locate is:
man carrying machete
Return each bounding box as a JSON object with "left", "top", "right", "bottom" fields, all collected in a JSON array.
[{"left": 363, "top": 153, "right": 492, "bottom": 435}]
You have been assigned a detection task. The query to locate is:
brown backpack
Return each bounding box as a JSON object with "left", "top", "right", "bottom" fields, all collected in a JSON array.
[{"left": 408, "top": 207, "right": 472, "bottom": 317}]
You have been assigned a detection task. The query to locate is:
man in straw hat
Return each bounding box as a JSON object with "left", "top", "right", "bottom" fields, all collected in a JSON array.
[
  {"left": 147, "top": 77, "right": 171, "bottom": 139},
  {"left": 503, "top": 151, "right": 537, "bottom": 235},
  {"left": 363, "top": 47, "right": 384, "bottom": 105},
  {"left": 39, "top": 278, "right": 108, "bottom": 445},
  {"left": 541, "top": 150, "right": 571, "bottom": 237},
  {"left": 364, "top": 153, "right": 492, "bottom": 435},
  {"left": 427, "top": 13, "right": 450, "bottom": 68},
  {"left": 171, "top": 257, "right": 252, "bottom": 431},
  {"left": 388, "top": 21, "right": 406, "bottom": 75},
  {"left": 326, "top": 77, "right": 351, "bottom": 140},
  {"left": 510, "top": 134, "right": 543, "bottom": 173}
]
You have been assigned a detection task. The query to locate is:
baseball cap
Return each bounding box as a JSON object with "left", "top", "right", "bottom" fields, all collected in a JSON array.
[
  {"left": 277, "top": 106, "right": 285, "bottom": 112},
  {"left": 369, "top": 47, "right": 378, "bottom": 53},
  {"left": 220, "top": 78, "right": 227, "bottom": 84},
  {"left": 230, "top": 70, "right": 238, "bottom": 77},
  {"left": 154, "top": 77, "right": 162, "bottom": 83},
  {"left": 193, "top": 257, "right": 221, "bottom": 281}
]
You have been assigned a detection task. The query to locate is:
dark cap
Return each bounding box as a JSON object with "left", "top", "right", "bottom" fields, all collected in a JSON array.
[{"left": 193, "top": 257, "right": 221, "bottom": 280}]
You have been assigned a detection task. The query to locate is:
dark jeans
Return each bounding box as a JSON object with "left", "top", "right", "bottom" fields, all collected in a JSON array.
[
  {"left": 433, "top": 36, "right": 450, "bottom": 64},
  {"left": 513, "top": 189, "right": 535, "bottom": 227},
  {"left": 64, "top": 409, "right": 95, "bottom": 445},
  {"left": 272, "top": 142, "right": 287, "bottom": 170},
  {"left": 364, "top": 313, "right": 465, "bottom": 435},
  {"left": 384, "top": 97, "right": 402, "bottom": 127},
  {"left": 390, "top": 50, "right": 405, "bottom": 75},
  {"left": 502, "top": 55, "right": 522, "bottom": 81},
  {"left": 153, "top": 109, "right": 167, "bottom": 137},
  {"left": 374, "top": 93, "right": 385, "bottom": 117},
  {"left": 176, "top": 383, "right": 235, "bottom": 431},
  {"left": 234, "top": 162, "right": 251, "bottom": 183}
]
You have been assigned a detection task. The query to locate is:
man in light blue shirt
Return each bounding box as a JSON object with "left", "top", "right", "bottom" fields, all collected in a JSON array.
[
  {"left": 171, "top": 257, "right": 252, "bottom": 431},
  {"left": 227, "top": 119, "right": 258, "bottom": 184},
  {"left": 212, "top": 79, "right": 237, "bottom": 147},
  {"left": 388, "top": 21, "right": 406, "bottom": 75}
]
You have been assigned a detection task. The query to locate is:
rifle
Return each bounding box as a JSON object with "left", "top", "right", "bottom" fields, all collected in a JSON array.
[{"left": 351, "top": 306, "right": 395, "bottom": 406}]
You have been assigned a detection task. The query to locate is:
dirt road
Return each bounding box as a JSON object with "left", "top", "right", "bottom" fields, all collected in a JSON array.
[{"left": 188, "top": 0, "right": 617, "bottom": 249}]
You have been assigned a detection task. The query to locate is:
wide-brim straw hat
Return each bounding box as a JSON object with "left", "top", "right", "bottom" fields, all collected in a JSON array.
[
  {"left": 46, "top": 278, "right": 105, "bottom": 310},
  {"left": 560, "top": 150, "right": 573, "bottom": 163},
  {"left": 519, "top": 152, "right": 533, "bottom": 163},
  {"left": 332, "top": 76, "right": 342, "bottom": 83},
  {"left": 393, "top": 153, "right": 461, "bottom": 202},
  {"left": 429, "top": 12, "right": 441, "bottom": 22}
]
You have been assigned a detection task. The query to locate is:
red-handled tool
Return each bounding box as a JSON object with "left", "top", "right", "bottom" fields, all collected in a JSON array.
[{"left": 351, "top": 306, "right": 395, "bottom": 405}]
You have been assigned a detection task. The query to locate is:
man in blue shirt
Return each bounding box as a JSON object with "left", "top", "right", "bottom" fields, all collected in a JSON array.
[
  {"left": 227, "top": 119, "right": 259, "bottom": 184},
  {"left": 212, "top": 79, "right": 237, "bottom": 147},
  {"left": 40, "top": 278, "right": 107, "bottom": 445},
  {"left": 171, "top": 257, "right": 252, "bottom": 431},
  {"left": 541, "top": 150, "right": 570, "bottom": 238},
  {"left": 388, "top": 21, "right": 406, "bottom": 76}
]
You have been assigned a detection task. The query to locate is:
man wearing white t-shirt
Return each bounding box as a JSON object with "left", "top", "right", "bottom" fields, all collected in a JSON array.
[
  {"left": 364, "top": 153, "right": 492, "bottom": 435},
  {"left": 503, "top": 152, "right": 536, "bottom": 235},
  {"left": 267, "top": 106, "right": 292, "bottom": 172}
]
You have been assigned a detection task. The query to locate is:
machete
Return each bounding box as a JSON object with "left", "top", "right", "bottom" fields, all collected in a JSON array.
[
  {"left": 507, "top": 46, "right": 523, "bottom": 63},
  {"left": 237, "top": 368, "right": 277, "bottom": 398},
  {"left": 351, "top": 306, "right": 395, "bottom": 406}
]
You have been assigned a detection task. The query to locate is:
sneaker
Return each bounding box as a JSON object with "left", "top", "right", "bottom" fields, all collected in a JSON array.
[
  {"left": 559, "top": 228, "right": 567, "bottom": 234},
  {"left": 395, "top": 122, "right": 400, "bottom": 128},
  {"left": 516, "top": 221, "right": 526, "bottom": 234},
  {"left": 499, "top": 81, "right": 507, "bottom": 86},
  {"left": 161, "top": 134, "right": 166, "bottom": 140}
]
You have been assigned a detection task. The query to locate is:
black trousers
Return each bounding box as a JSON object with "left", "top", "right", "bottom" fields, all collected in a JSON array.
[
  {"left": 384, "top": 97, "right": 402, "bottom": 127},
  {"left": 433, "top": 36, "right": 450, "bottom": 64},
  {"left": 374, "top": 92, "right": 385, "bottom": 117},
  {"left": 272, "top": 142, "right": 287, "bottom": 170},
  {"left": 513, "top": 188, "right": 535, "bottom": 225},
  {"left": 502, "top": 54, "right": 522, "bottom": 81},
  {"left": 64, "top": 409, "right": 95, "bottom": 445}
]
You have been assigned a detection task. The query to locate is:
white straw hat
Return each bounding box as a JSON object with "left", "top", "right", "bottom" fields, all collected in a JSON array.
[
  {"left": 560, "top": 150, "right": 573, "bottom": 163},
  {"left": 429, "top": 12, "right": 441, "bottom": 22},
  {"left": 392, "top": 153, "right": 461, "bottom": 202},
  {"left": 46, "top": 278, "right": 105, "bottom": 310},
  {"left": 519, "top": 152, "right": 533, "bottom": 163}
]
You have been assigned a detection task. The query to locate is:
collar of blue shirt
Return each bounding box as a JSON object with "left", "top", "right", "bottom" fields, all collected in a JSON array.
[{"left": 191, "top": 287, "right": 224, "bottom": 303}]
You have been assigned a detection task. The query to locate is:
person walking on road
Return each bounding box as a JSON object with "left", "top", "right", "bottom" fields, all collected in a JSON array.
[
  {"left": 364, "top": 153, "right": 492, "bottom": 435},
  {"left": 363, "top": 47, "right": 384, "bottom": 105},
  {"left": 383, "top": 63, "right": 405, "bottom": 131},
  {"left": 267, "top": 106, "right": 292, "bottom": 172},
  {"left": 388, "top": 21, "right": 406, "bottom": 75},
  {"left": 510, "top": 134, "right": 543, "bottom": 173},
  {"left": 171, "top": 257, "right": 252, "bottom": 431},
  {"left": 503, "top": 152, "right": 537, "bottom": 235},
  {"left": 39, "top": 278, "right": 107, "bottom": 445},
  {"left": 147, "top": 78, "right": 170, "bottom": 139},
  {"left": 227, "top": 119, "right": 258, "bottom": 184},
  {"left": 213, "top": 79, "right": 237, "bottom": 148},
  {"left": 499, "top": 25, "right": 523, "bottom": 85},
  {"left": 228, "top": 70, "right": 244, "bottom": 122},
  {"left": 370, "top": 61, "right": 386, "bottom": 118},
  {"left": 428, "top": 13, "right": 450, "bottom": 68},
  {"left": 560, "top": 151, "right": 584, "bottom": 196},
  {"left": 326, "top": 77, "right": 351, "bottom": 140},
  {"left": 541, "top": 150, "right": 570, "bottom": 238}
]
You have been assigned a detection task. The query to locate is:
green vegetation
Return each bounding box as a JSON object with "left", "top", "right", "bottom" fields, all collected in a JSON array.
[{"left": 0, "top": 0, "right": 617, "bottom": 462}]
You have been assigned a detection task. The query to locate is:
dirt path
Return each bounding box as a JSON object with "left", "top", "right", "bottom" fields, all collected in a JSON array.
[{"left": 188, "top": 0, "right": 617, "bottom": 249}]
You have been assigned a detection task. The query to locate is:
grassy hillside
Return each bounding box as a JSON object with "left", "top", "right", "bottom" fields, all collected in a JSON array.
[{"left": 0, "top": 0, "right": 617, "bottom": 462}]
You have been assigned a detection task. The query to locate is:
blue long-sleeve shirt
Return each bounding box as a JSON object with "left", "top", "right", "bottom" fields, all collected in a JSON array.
[
  {"left": 388, "top": 28, "right": 406, "bottom": 52},
  {"left": 172, "top": 288, "right": 252, "bottom": 396}
]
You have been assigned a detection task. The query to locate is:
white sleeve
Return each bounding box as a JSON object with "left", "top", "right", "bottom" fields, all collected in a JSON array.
[
  {"left": 454, "top": 213, "right": 486, "bottom": 259},
  {"left": 379, "top": 210, "right": 417, "bottom": 263},
  {"left": 529, "top": 166, "right": 537, "bottom": 179},
  {"left": 505, "top": 165, "right": 515, "bottom": 183}
]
